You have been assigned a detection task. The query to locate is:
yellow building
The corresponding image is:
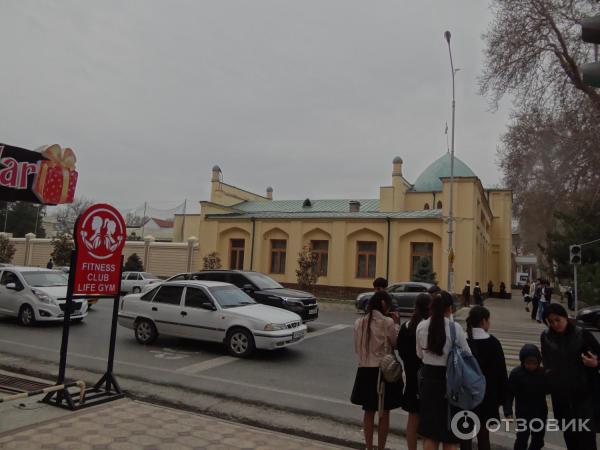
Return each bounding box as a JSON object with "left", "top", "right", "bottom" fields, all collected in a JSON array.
[{"left": 174, "top": 155, "right": 512, "bottom": 297}]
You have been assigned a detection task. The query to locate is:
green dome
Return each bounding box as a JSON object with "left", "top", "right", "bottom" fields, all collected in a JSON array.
[{"left": 412, "top": 153, "right": 476, "bottom": 192}]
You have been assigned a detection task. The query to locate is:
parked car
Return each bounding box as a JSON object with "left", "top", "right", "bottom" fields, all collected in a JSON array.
[
  {"left": 121, "top": 272, "right": 161, "bottom": 294},
  {"left": 577, "top": 305, "right": 600, "bottom": 330},
  {"left": 118, "top": 280, "right": 307, "bottom": 357},
  {"left": 144, "top": 271, "right": 319, "bottom": 322},
  {"left": 355, "top": 281, "right": 434, "bottom": 313},
  {"left": 0, "top": 266, "right": 88, "bottom": 326}
]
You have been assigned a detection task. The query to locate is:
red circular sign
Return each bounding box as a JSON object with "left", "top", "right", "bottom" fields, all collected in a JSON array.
[{"left": 77, "top": 204, "right": 126, "bottom": 260}]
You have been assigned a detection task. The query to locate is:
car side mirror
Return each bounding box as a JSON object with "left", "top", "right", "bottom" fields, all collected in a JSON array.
[
  {"left": 200, "top": 302, "right": 217, "bottom": 311},
  {"left": 6, "top": 282, "right": 21, "bottom": 291},
  {"left": 242, "top": 284, "right": 255, "bottom": 292}
]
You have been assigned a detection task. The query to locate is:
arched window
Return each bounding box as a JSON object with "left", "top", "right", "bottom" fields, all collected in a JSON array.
[
  {"left": 424, "top": 203, "right": 430, "bottom": 210},
  {"left": 436, "top": 201, "right": 442, "bottom": 209}
]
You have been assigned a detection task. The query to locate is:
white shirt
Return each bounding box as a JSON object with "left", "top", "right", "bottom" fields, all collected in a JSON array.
[
  {"left": 416, "top": 317, "right": 471, "bottom": 366},
  {"left": 470, "top": 327, "right": 490, "bottom": 340}
]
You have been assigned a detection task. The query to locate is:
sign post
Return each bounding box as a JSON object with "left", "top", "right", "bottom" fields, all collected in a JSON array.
[{"left": 44, "top": 203, "right": 126, "bottom": 409}]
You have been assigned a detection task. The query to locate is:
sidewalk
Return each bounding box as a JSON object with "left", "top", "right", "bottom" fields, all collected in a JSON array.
[{"left": 0, "top": 397, "right": 344, "bottom": 450}]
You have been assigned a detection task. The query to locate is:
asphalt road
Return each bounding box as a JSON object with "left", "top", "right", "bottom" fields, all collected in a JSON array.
[{"left": 0, "top": 300, "right": 598, "bottom": 449}]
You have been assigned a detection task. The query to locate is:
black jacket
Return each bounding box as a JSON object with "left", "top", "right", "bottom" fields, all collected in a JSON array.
[
  {"left": 504, "top": 365, "right": 548, "bottom": 419},
  {"left": 397, "top": 322, "right": 421, "bottom": 386},
  {"left": 541, "top": 325, "right": 600, "bottom": 423},
  {"left": 468, "top": 335, "right": 508, "bottom": 421}
]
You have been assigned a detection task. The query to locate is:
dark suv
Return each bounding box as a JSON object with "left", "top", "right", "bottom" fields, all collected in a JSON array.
[
  {"left": 176, "top": 270, "right": 319, "bottom": 322},
  {"left": 355, "top": 281, "right": 434, "bottom": 313}
]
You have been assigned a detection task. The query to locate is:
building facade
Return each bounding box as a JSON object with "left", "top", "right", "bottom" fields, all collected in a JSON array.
[{"left": 174, "top": 155, "right": 512, "bottom": 296}]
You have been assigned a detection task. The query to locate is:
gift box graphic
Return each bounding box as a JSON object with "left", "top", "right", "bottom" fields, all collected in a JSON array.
[{"left": 33, "top": 144, "right": 78, "bottom": 204}]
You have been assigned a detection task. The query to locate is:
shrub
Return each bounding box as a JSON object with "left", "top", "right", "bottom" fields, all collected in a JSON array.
[
  {"left": 0, "top": 234, "right": 15, "bottom": 264},
  {"left": 202, "top": 252, "right": 222, "bottom": 270}
]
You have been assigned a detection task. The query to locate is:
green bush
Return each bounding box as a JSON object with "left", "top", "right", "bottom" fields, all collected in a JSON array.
[
  {"left": 124, "top": 253, "right": 144, "bottom": 272},
  {"left": 0, "top": 234, "right": 16, "bottom": 264}
]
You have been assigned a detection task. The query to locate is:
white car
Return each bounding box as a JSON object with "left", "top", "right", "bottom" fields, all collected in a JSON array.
[
  {"left": 121, "top": 272, "right": 161, "bottom": 294},
  {"left": 0, "top": 266, "right": 88, "bottom": 326},
  {"left": 118, "top": 280, "right": 307, "bottom": 357}
]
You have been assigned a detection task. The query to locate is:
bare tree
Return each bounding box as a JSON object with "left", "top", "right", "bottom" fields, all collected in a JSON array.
[
  {"left": 481, "top": 0, "right": 600, "bottom": 112},
  {"left": 55, "top": 198, "right": 94, "bottom": 234}
]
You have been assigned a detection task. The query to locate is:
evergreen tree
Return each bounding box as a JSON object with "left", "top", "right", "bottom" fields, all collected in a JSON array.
[
  {"left": 0, "top": 202, "right": 46, "bottom": 237},
  {"left": 124, "top": 253, "right": 144, "bottom": 272},
  {"left": 51, "top": 234, "right": 73, "bottom": 266}
]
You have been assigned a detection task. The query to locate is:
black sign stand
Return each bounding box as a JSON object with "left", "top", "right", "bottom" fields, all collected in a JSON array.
[{"left": 43, "top": 253, "right": 125, "bottom": 410}]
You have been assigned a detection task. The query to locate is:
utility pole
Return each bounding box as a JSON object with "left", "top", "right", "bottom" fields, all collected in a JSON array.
[{"left": 445, "top": 30, "right": 456, "bottom": 293}]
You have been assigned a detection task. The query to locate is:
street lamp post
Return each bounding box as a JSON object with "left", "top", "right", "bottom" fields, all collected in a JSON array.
[{"left": 445, "top": 30, "right": 456, "bottom": 293}]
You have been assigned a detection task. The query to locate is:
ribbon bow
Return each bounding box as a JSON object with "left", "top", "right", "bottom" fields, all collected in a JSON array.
[{"left": 41, "top": 144, "right": 77, "bottom": 169}]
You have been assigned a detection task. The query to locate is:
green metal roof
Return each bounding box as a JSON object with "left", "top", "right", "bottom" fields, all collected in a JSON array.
[
  {"left": 232, "top": 199, "right": 380, "bottom": 213},
  {"left": 206, "top": 209, "right": 443, "bottom": 220},
  {"left": 411, "top": 153, "right": 477, "bottom": 192}
]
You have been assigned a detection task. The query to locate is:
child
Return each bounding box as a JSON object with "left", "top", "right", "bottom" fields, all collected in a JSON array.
[{"left": 504, "top": 344, "right": 548, "bottom": 450}]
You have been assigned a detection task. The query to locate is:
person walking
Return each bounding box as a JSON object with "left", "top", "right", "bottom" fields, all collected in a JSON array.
[
  {"left": 461, "top": 306, "right": 508, "bottom": 450},
  {"left": 541, "top": 303, "right": 600, "bottom": 450},
  {"left": 536, "top": 280, "right": 550, "bottom": 324},
  {"left": 462, "top": 281, "right": 471, "bottom": 308},
  {"left": 473, "top": 282, "right": 483, "bottom": 306},
  {"left": 487, "top": 281, "right": 493, "bottom": 299},
  {"left": 530, "top": 279, "right": 542, "bottom": 321},
  {"left": 504, "top": 344, "right": 548, "bottom": 450},
  {"left": 416, "top": 291, "right": 471, "bottom": 450},
  {"left": 351, "top": 291, "right": 403, "bottom": 450},
  {"left": 522, "top": 281, "right": 531, "bottom": 312},
  {"left": 46, "top": 258, "right": 54, "bottom": 269},
  {"left": 397, "top": 292, "right": 431, "bottom": 450}
]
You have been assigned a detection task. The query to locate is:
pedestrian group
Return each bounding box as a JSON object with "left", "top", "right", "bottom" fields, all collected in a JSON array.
[{"left": 351, "top": 277, "right": 600, "bottom": 450}]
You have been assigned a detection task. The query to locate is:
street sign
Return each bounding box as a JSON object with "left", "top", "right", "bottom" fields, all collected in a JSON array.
[
  {"left": 0, "top": 143, "right": 78, "bottom": 204},
  {"left": 73, "top": 204, "right": 126, "bottom": 296}
]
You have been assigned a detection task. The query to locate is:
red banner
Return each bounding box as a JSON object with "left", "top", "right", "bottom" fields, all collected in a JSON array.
[{"left": 73, "top": 204, "right": 126, "bottom": 296}]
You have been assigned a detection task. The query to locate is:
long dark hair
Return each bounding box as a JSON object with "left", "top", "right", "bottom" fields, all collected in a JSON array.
[
  {"left": 543, "top": 303, "right": 573, "bottom": 332},
  {"left": 408, "top": 293, "right": 431, "bottom": 333},
  {"left": 362, "top": 291, "right": 392, "bottom": 352},
  {"left": 427, "top": 293, "right": 453, "bottom": 356},
  {"left": 466, "top": 306, "right": 490, "bottom": 340}
]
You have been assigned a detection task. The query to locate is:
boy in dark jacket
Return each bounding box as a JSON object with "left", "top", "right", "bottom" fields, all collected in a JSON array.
[{"left": 504, "top": 344, "right": 548, "bottom": 450}]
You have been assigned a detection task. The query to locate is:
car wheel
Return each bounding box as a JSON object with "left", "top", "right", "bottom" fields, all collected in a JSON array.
[
  {"left": 132, "top": 287, "right": 141, "bottom": 294},
  {"left": 18, "top": 305, "right": 35, "bottom": 327},
  {"left": 226, "top": 328, "right": 255, "bottom": 358},
  {"left": 134, "top": 319, "right": 158, "bottom": 345}
]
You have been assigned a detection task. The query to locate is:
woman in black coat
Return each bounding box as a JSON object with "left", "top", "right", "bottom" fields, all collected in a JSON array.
[
  {"left": 397, "top": 293, "right": 431, "bottom": 450},
  {"left": 541, "top": 303, "right": 600, "bottom": 450},
  {"left": 462, "top": 306, "right": 508, "bottom": 450}
]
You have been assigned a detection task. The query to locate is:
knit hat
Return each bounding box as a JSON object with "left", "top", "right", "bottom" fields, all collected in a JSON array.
[{"left": 519, "top": 344, "right": 542, "bottom": 363}]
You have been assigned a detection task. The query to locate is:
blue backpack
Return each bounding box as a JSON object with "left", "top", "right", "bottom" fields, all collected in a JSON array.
[{"left": 446, "top": 321, "right": 486, "bottom": 410}]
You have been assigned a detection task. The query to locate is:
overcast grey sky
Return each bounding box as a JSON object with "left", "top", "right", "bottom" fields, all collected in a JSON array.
[{"left": 0, "top": 1, "right": 510, "bottom": 211}]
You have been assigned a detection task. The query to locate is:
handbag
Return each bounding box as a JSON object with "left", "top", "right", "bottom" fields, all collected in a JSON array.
[{"left": 379, "top": 321, "right": 403, "bottom": 383}]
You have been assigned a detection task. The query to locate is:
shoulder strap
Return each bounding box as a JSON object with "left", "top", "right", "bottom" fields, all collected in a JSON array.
[{"left": 449, "top": 320, "right": 457, "bottom": 346}]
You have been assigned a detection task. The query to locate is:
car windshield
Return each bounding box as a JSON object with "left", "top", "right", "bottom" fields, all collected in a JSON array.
[
  {"left": 141, "top": 273, "right": 156, "bottom": 279},
  {"left": 209, "top": 286, "right": 257, "bottom": 308},
  {"left": 244, "top": 273, "right": 283, "bottom": 290},
  {"left": 22, "top": 271, "right": 68, "bottom": 287}
]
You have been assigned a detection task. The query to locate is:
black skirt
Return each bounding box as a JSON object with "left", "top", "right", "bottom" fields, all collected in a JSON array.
[
  {"left": 350, "top": 367, "right": 404, "bottom": 412},
  {"left": 401, "top": 367, "right": 420, "bottom": 414},
  {"left": 417, "top": 364, "right": 460, "bottom": 443}
]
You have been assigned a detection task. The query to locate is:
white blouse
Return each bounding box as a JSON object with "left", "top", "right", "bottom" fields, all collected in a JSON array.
[{"left": 416, "top": 317, "right": 471, "bottom": 366}]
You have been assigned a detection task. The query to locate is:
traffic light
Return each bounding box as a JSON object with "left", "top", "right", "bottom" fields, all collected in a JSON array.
[
  {"left": 581, "top": 15, "right": 600, "bottom": 87},
  {"left": 570, "top": 245, "right": 582, "bottom": 265}
]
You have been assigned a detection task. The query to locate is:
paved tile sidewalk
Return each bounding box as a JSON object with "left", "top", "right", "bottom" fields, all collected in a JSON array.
[{"left": 0, "top": 398, "right": 343, "bottom": 450}]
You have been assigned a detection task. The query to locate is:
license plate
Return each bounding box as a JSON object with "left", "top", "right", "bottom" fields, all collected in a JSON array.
[
  {"left": 309, "top": 307, "right": 318, "bottom": 315},
  {"left": 292, "top": 330, "right": 305, "bottom": 340}
]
